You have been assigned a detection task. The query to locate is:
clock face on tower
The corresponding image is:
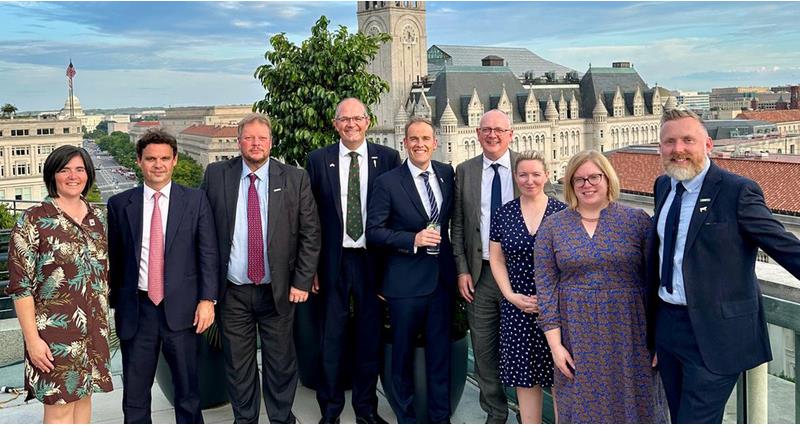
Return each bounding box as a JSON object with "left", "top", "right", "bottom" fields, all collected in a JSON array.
[
  {"left": 401, "top": 24, "right": 417, "bottom": 44},
  {"left": 367, "top": 24, "right": 381, "bottom": 36}
]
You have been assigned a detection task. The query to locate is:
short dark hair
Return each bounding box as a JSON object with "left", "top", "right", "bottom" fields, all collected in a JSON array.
[
  {"left": 136, "top": 128, "right": 177, "bottom": 159},
  {"left": 404, "top": 116, "right": 434, "bottom": 137},
  {"left": 43, "top": 145, "right": 96, "bottom": 198}
]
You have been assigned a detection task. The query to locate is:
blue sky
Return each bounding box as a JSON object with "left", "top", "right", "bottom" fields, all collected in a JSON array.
[{"left": 2, "top": 1, "right": 799, "bottom": 111}]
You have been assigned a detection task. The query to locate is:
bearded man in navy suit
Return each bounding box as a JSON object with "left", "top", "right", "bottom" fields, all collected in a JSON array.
[{"left": 648, "top": 108, "right": 800, "bottom": 423}]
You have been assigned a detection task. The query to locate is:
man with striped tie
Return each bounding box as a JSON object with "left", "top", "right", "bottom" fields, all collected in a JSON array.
[{"left": 366, "top": 116, "right": 457, "bottom": 423}]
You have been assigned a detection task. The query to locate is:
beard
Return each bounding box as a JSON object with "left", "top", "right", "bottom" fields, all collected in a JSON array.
[{"left": 663, "top": 156, "right": 706, "bottom": 181}]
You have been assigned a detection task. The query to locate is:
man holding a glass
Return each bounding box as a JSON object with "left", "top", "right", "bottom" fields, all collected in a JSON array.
[{"left": 366, "top": 116, "right": 457, "bottom": 423}]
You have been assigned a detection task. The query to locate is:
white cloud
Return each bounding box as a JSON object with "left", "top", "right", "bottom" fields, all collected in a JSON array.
[
  {"left": 232, "top": 20, "right": 271, "bottom": 29},
  {"left": 275, "top": 6, "right": 303, "bottom": 19}
]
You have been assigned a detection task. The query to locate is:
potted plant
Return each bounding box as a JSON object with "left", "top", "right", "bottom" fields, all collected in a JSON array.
[{"left": 379, "top": 297, "right": 469, "bottom": 423}]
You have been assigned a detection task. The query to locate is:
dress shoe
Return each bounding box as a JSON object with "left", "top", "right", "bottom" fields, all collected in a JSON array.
[
  {"left": 319, "top": 416, "right": 340, "bottom": 424},
  {"left": 355, "top": 413, "right": 388, "bottom": 424}
]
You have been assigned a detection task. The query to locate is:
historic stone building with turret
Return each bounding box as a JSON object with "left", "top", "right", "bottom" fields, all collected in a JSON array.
[{"left": 357, "top": 1, "right": 676, "bottom": 181}]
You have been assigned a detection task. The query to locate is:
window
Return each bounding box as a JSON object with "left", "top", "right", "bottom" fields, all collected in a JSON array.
[
  {"left": 38, "top": 145, "right": 54, "bottom": 155},
  {"left": 0, "top": 165, "right": 4, "bottom": 177},
  {"left": 552, "top": 150, "right": 557, "bottom": 160},
  {"left": 600, "top": 130, "right": 604, "bottom": 138},
  {"left": 13, "top": 146, "right": 30, "bottom": 156},
  {"left": 36, "top": 128, "right": 55, "bottom": 135},
  {"left": 11, "top": 129, "right": 29, "bottom": 137},
  {"left": 13, "top": 163, "right": 31, "bottom": 176},
  {"left": 38, "top": 162, "right": 44, "bottom": 174},
  {"left": 15, "top": 187, "right": 31, "bottom": 201},
  {"left": 0, "top": 130, "right": 3, "bottom": 136},
  {"left": 791, "top": 145, "right": 795, "bottom": 154},
  {"left": 63, "top": 127, "right": 70, "bottom": 134}
]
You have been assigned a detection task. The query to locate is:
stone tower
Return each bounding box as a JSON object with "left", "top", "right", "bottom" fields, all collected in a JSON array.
[{"left": 357, "top": 1, "right": 428, "bottom": 132}]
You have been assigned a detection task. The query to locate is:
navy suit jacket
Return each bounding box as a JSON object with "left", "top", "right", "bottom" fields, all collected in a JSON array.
[
  {"left": 366, "top": 160, "right": 457, "bottom": 298},
  {"left": 647, "top": 161, "right": 800, "bottom": 375},
  {"left": 306, "top": 142, "right": 401, "bottom": 290},
  {"left": 107, "top": 183, "right": 220, "bottom": 341}
]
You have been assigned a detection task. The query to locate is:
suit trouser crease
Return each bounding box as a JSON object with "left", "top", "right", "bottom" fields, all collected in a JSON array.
[
  {"left": 655, "top": 303, "right": 739, "bottom": 424},
  {"left": 220, "top": 283, "right": 297, "bottom": 424},
  {"left": 467, "top": 263, "right": 508, "bottom": 422},
  {"left": 318, "top": 249, "right": 381, "bottom": 418},
  {"left": 121, "top": 294, "right": 203, "bottom": 424}
]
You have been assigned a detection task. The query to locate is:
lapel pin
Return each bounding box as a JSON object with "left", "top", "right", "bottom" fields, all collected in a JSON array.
[
  {"left": 372, "top": 156, "right": 378, "bottom": 168},
  {"left": 700, "top": 206, "right": 708, "bottom": 212},
  {"left": 329, "top": 163, "right": 336, "bottom": 168},
  {"left": 700, "top": 198, "right": 711, "bottom": 202},
  {"left": 273, "top": 188, "right": 282, "bottom": 192},
  {"left": 439, "top": 177, "right": 444, "bottom": 183},
  {"left": 89, "top": 219, "right": 95, "bottom": 226}
]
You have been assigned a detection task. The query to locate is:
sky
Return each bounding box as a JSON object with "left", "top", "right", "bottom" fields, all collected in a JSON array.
[{"left": 2, "top": 1, "right": 799, "bottom": 112}]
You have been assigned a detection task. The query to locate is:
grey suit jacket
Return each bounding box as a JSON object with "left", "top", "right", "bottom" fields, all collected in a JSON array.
[
  {"left": 452, "top": 150, "right": 556, "bottom": 283},
  {"left": 201, "top": 156, "right": 321, "bottom": 316}
]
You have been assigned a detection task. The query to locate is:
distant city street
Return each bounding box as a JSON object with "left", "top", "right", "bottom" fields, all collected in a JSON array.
[{"left": 83, "top": 139, "right": 138, "bottom": 201}]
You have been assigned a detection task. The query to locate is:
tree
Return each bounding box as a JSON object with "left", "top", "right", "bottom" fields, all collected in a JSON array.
[
  {"left": 172, "top": 154, "right": 204, "bottom": 188},
  {"left": 254, "top": 15, "right": 391, "bottom": 166},
  {"left": 85, "top": 183, "right": 102, "bottom": 203},
  {"left": 0, "top": 204, "right": 16, "bottom": 229},
  {"left": 1, "top": 103, "right": 18, "bottom": 119}
]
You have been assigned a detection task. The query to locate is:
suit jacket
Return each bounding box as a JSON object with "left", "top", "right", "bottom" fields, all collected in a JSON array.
[
  {"left": 107, "top": 183, "right": 220, "bottom": 340},
  {"left": 366, "top": 160, "right": 457, "bottom": 298},
  {"left": 453, "top": 151, "right": 553, "bottom": 283},
  {"left": 201, "top": 156, "right": 321, "bottom": 316},
  {"left": 306, "top": 142, "right": 401, "bottom": 290},
  {"left": 647, "top": 161, "right": 800, "bottom": 375}
]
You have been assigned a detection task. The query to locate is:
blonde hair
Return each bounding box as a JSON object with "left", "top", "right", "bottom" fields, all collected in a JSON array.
[
  {"left": 238, "top": 113, "right": 272, "bottom": 139},
  {"left": 514, "top": 150, "right": 547, "bottom": 173},
  {"left": 661, "top": 108, "right": 704, "bottom": 125},
  {"left": 563, "top": 150, "right": 620, "bottom": 209}
]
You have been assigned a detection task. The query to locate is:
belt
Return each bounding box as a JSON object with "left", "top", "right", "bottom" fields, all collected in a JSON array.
[{"left": 227, "top": 280, "right": 269, "bottom": 286}]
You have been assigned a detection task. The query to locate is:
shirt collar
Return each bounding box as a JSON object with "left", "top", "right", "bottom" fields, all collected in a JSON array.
[
  {"left": 671, "top": 157, "right": 710, "bottom": 194},
  {"left": 338, "top": 140, "right": 368, "bottom": 159},
  {"left": 143, "top": 181, "right": 172, "bottom": 200},
  {"left": 482, "top": 149, "right": 511, "bottom": 170},
  {"left": 240, "top": 158, "right": 270, "bottom": 182},
  {"left": 407, "top": 160, "right": 435, "bottom": 178}
]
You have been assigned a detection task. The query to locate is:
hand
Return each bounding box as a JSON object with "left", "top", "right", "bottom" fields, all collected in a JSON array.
[
  {"left": 507, "top": 293, "right": 538, "bottom": 314},
  {"left": 652, "top": 353, "right": 658, "bottom": 368},
  {"left": 551, "top": 344, "right": 576, "bottom": 380},
  {"left": 457, "top": 274, "right": 475, "bottom": 303},
  {"left": 414, "top": 228, "right": 441, "bottom": 248},
  {"left": 194, "top": 300, "right": 215, "bottom": 334},
  {"left": 528, "top": 295, "right": 540, "bottom": 314},
  {"left": 311, "top": 274, "right": 320, "bottom": 294},
  {"left": 26, "top": 335, "right": 55, "bottom": 373},
  {"left": 289, "top": 286, "right": 309, "bottom": 303}
]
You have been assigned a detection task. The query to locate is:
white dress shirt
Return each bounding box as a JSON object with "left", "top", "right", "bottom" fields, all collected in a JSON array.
[
  {"left": 339, "top": 141, "right": 368, "bottom": 248},
  {"left": 407, "top": 160, "right": 443, "bottom": 220},
  {"left": 138, "top": 182, "right": 171, "bottom": 291},
  {"left": 480, "top": 150, "right": 514, "bottom": 260}
]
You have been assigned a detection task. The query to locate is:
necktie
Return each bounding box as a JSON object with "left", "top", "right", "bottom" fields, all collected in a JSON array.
[
  {"left": 345, "top": 152, "right": 363, "bottom": 240},
  {"left": 247, "top": 173, "right": 265, "bottom": 284},
  {"left": 148, "top": 192, "right": 164, "bottom": 305},
  {"left": 490, "top": 163, "right": 502, "bottom": 221},
  {"left": 661, "top": 183, "right": 686, "bottom": 294},
  {"left": 421, "top": 171, "right": 439, "bottom": 223}
]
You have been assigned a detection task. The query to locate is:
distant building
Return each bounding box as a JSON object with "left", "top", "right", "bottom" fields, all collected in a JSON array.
[
  {"left": 703, "top": 119, "right": 778, "bottom": 139},
  {"left": 0, "top": 116, "right": 82, "bottom": 201},
  {"left": 57, "top": 95, "right": 105, "bottom": 131},
  {"left": 178, "top": 124, "right": 239, "bottom": 168},
  {"left": 107, "top": 121, "right": 130, "bottom": 133},
  {"left": 675, "top": 91, "right": 710, "bottom": 113},
  {"left": 159, "top": 105, "right": 251, "bottom": 138},
  {"left": 128, "top": 121, "right": 162, "bottom": 144},
  {"left": 738, "top": 110, "right": 800, "bottom": 138},
  {"left": 357, "top": 1, "right": 673, "bottom": 181}
]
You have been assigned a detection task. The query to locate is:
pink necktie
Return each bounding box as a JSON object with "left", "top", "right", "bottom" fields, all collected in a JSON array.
[
  {"left": 148, "top": 192, "right": 164, "bottom": 305},
  {"left": 247, "top": 174, "right": 265, "bottom": 284}
]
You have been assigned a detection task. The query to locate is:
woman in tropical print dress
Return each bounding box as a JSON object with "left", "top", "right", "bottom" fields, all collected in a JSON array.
[
  {"left": 6, "top": 145, "right": 113, "bottom": 423},
  {"left": 535, "top": 150, "right": 667, "bottom": 423}
]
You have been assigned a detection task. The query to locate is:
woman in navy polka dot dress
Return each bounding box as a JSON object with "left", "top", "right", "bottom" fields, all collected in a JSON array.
[{"left": 489, "top": 151, "right": 566, "bottom": 423}]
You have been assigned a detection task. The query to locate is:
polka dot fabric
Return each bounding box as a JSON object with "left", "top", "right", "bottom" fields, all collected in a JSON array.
[{"left": 489, "top": 197, "right": 566, "bottom": 388}]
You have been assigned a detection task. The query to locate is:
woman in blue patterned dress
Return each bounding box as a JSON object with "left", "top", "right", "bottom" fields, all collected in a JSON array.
[
  {"left": 534, "top": 150, "right": 667, "bottom": 423},
  {"left": 489, "top": 151, "right": 566, "bottom": 423}
]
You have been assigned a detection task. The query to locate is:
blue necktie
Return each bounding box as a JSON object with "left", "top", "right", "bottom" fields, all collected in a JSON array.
[
  {"left": 421, "top": 171, "right": 439, "bottom": 223},
  {"left": 661, "top": 183, "right": 686, "bottom": 294},
  {"left": 490, "top": 163, "right": 502, "bottom": 221}
]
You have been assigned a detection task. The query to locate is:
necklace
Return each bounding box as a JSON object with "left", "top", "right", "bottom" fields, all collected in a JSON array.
[{"left": 580, "top": 216, "right": 599, "bottom": 223}]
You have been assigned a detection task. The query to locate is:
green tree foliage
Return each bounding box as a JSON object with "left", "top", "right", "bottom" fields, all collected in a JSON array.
[
  {"left": 254, "top": 15, "right": 391, "bottom": 166},
  {"left": 1, "top": 103, "right": 18, "bottom": 119},
  {"left": 85, "top": 183, "right": 102, "bottom": 203},
  {"left": 0, "top": 203, "right": 17, "bottom": 229},
  {"left": 172, "top": 153, "right": 203, "bottom": 188}
]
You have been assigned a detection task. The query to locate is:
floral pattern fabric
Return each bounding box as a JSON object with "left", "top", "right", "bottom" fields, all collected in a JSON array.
[
  {"left": 6, "top": 198, "right": 113, "bottom": 405},
  {"left": 534, "top": 202, "right": 668, "bottom": 423}
]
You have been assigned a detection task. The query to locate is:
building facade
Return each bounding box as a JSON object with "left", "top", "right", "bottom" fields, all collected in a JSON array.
[
  {"left": 357, "top": 1, "right": 671, "bottom": 181},
  {"left": 159, "top": 105, "right": 252, "bottom": 137},
  {"left": 178, "top": 124, "right": 240, "bottom": 168},
  {"left": 0, "top": 117, "right": 82, "bottom": 202},
  {"left": 675, "top": 91, "right": 710, "bottom": 113}
]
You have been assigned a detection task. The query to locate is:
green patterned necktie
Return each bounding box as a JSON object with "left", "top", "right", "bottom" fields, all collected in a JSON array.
[{"left": 346, "top": 151, "right": 363, "bottom": 240}]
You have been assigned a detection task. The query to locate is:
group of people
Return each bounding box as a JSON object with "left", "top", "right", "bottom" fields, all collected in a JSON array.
[{"left": 7, "top": 96, "right": 800, "bottom": 425}]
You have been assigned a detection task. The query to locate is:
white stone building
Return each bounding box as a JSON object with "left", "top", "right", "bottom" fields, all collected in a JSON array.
[{"left": 178, "top": 124, "right": 240, "bottom": 168}]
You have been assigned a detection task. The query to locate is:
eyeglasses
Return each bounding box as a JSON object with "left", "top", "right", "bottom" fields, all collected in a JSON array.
[
  {"left": 572, "top": 173, "right": 604, "bottom": 187},
  {"left": 479, "top": 127, "right": 511, "bottom": 135},
  {"left": 335, "top": 116, "right": 367, "bottom": 124}
]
